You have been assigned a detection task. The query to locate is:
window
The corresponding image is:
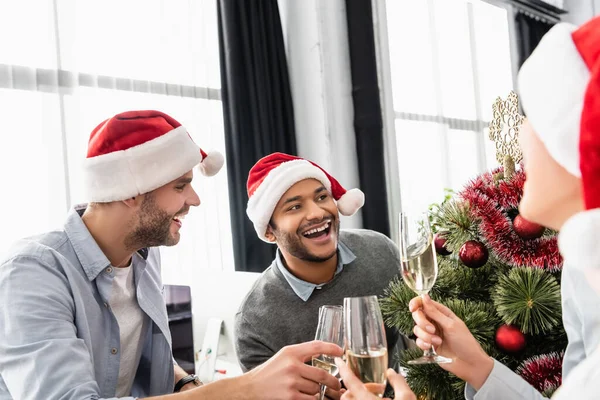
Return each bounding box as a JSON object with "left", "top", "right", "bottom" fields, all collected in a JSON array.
[
  {"left": 380, "top": 0, "right": 515, "bottom": 215},
  {"left": 0, "top": 0, "right": 234, "bottom": 280}
]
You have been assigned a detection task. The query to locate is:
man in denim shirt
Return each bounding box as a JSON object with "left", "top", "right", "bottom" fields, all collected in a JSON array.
[{"left": 0, "top": 111, "right": 343, "bottom": 400}]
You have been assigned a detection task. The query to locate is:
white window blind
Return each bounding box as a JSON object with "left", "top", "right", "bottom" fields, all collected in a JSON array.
[
  {"left": 0, "top": 0, "right": 234, "bottom": 280},
  {"left": 381, "top": 0, "right": 515, "bottom": 215}
]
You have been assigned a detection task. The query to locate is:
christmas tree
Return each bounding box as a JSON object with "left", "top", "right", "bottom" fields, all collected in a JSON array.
[{"left": 381, "top": 92, "right": 567, "bottom": 399}]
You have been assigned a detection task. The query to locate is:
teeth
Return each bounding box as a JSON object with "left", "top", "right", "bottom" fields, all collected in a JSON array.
[{"left": 303, "top": 222, "right": 330, "bottom": 236}]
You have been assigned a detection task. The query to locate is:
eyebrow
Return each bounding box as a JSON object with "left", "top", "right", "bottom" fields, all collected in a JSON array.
[
  {"left": 175, "top": 177, "right": 193, "bottom": 185},
  {"left": 282, "top": 186, "right": 327, "bottom": 205}
]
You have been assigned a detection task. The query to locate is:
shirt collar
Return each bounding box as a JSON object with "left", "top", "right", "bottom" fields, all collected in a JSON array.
[
  {"left": 275, "top": 240, "right": 357, "bottom": 302},
  {"left": 64, "top": 204, "right": 149, "bottom": 281}
]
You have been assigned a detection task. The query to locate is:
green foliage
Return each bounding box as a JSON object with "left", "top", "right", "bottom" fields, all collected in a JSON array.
[
  {"left": 431, "top": 258, "right": 505, "bottom": 302},
  {"left": 492, "top": 267, "right": 562, "bottom": 335},
  {"left": 398, "top": 348, "right": 464, "bottom": 400},
  {"left": 429, "top": 188, "right": 455, "bottom": 233},
  {"left": 445, "top": 299, "right": 501, "bottom": 354},
  {"left": 434, "top": 200, "right": 478, "bottom": 252}
]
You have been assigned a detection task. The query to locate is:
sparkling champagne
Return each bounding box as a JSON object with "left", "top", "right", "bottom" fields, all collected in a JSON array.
[
  {"left": 312, "top": 355, "right": 339, "bottom": 376},
  {"left": 346, "top": 349, "right": 388, "bottom": 397},
  {"left": 401, "top": 240, "right": 437, "bottom": 295}
]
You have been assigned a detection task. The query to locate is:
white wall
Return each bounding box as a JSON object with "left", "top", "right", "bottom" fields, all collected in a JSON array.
[
  {"left": 563, "top": 0, "right": 599, "bottom": 25},
  {"left": 278, "top": 0, "right": 363, "bottom": 229}
]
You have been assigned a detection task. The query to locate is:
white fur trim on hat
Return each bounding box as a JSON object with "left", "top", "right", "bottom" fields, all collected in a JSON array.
[
  {"left": 518, "top": 23, "right": 589, "bottom": 177},
  {"left": 198, "top": 150, "right": 225, "bottom": 177},
  {"left": 337, "top": 188, "right": 365, "bottom": 216},
  {"left": 246, "top": 159, "right": 331, "bottom": 242},
  {"left": 83, "top": 126, "right": 202, "bottom": 202}
]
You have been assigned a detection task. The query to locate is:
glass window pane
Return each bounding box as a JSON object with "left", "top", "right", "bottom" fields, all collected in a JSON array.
[
  {"left": 484, "top": 126, "right": 504, "bottom": 171},
  {"left": 57, "top": 0, "right": 221, "bottom": 88},
  {"left": 396, "top": 120, "right": 448, "bottom": 214},
  {"left": 434, "top": 0, "right": 477, "bottom": 120},
  {"left": 0, "top": 89, "right": 66, "bottom": 258},
  {"left": 471, "top": 1, "right": 514, "bottom": 121},
  {"left": 0, "top": 1, "right": 57, "bottom": 68},
  {"left": 385, "top": 0, "right": 437, "bottom": 115},
  {"left": 447, "top": 129, "right": 479, "bottom": 190}
]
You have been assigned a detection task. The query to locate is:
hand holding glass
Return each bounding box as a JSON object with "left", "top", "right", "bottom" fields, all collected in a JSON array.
[
  {"left": 344, "top": 295, "right": 388, "bottom": 398},
  {"left": 312, "top": 305, "right": 344, "bottom": 400},
  {"left": 398, "top": 211, "right": 452, "bottom": 365}
]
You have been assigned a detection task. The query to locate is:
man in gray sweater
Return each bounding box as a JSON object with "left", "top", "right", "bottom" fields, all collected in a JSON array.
[{"left": 236, "top": 153, "right": 412, "bottom": 378}]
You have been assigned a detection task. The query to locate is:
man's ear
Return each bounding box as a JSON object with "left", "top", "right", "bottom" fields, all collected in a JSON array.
[
  {"left": 122, "top": 195, "right": 142, "bottom": 209},
  {"left": 265, "top": 225, "right": 277, "bottom": 243}
]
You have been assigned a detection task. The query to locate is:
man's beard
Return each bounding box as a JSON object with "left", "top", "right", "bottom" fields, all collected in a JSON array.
[
  {"left": 124, "top": 194, "right": 185, "bottom": 249},
  {"left": 271, "top": 215, "right": 339, "bottom": 262}
]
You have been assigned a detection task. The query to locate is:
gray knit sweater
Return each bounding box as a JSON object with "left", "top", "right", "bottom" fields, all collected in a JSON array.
[{"left": 234, "top": 229, "right": 412, "bottom": 372}]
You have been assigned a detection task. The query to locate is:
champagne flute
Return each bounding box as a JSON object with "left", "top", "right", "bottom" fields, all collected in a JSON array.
[
  {"left": 398, "top": 211, "right": 452, "bottom": 365},
  {"left": 343, "top": 295, "right": 388, "bottom": 398},
  {"left": 312, "top": 305, "right": 344, "bottom": 400}
]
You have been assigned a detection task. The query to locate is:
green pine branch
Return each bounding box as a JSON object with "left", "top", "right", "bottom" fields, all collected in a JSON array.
[
  {"left": 434, "top": 200, "right": 479, "bottom": 253},
  {"left": 445, "top": 299, "right": 501, "bottom": 354},
  {"left": 492, "top": 267, "right": 561, "bottom": 335},
  {"left": 432, "top": 258, "right": 505, "bottom": 302},
  {"left": 398, "top": 348, "right": 464, "bottom": 400},
  {"left": 380, "top": 277, "right": 417, "bottom": 336}
]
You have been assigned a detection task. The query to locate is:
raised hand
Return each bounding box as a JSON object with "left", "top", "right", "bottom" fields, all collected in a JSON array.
[
  {"left": 409, "top": 294, "right": 494, "bottom": 390},
  {"left": 245, "top": 340, "right": 343, "bottom": 400},
  {"left": 335, "top": 358, "right": 415, "bottom": 400}
]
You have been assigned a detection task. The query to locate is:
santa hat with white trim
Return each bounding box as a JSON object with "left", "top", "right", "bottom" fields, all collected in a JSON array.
[
  {"left": 246, "top": 152, "right": 365, "bottom": 242},
  {"left": 518, "top": 16, "right": 600, "bottom": 209},
  {"left": 83, "top": 110, "right": 224, "bottom": 202}
]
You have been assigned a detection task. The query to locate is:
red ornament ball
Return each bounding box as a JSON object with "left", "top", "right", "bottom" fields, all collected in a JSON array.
[
  {"left": 513, "top": 215, "right": 545, "bottom": 240},
  {"left": 459, "top": 240, "right": 489, "bottom": 268},
  {"left": 496, "top": 324, "right": 526, "bottom": 353},
  {"left": 434, "top": 233, "right": 452, "bottom": 256}
]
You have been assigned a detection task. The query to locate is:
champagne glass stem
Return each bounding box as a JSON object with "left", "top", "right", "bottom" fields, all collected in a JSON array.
[
  {"left": 419, "top": 293, "right": 437, "bottom": 357},
  {"left": 319, "top": 384, "right": 327, "bottom": 400},
  {"left": 420, "top": 293, "right": 436, "bottom": 357}
]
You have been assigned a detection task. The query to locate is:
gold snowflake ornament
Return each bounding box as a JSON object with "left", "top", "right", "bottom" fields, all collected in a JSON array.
[{"left": 488, "top": 91, "right": 524, "bottom": 179}]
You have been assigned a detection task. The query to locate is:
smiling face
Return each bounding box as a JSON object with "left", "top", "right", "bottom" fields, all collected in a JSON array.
[
  {"left": 124, "top": 170, "right": 200, "bottom": 248},
  {"left": 266, "top": 178, "right": 340, "bottom": 263}
]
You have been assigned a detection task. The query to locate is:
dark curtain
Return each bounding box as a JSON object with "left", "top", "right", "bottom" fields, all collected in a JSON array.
[
  {"left": 345, "top": 0, "right": 390, "bottom": 237},
  {"left": 217, "top": 0, "right": 297, "bottom": 272},
  {"left": 515, "top": 11, "right": 554, "bottom": 68}
]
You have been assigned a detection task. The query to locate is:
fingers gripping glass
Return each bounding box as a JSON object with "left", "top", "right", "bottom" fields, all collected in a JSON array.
[
  {"left": 398, "top": 212, "right": 452, "bottom": 365},
  {"left": 344, "top": 296, "right": 388, "bottom": 398},
  {"left": 313, "top": 305, "right": 344, "bottom": 400}
]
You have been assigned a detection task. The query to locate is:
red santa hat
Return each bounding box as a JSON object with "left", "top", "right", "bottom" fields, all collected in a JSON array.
[
  {"left": 83, "top": 110, "right": 224, "bottom": 202},
  {"left": 518, "top": 16, "right": 600, "bottom": 209},
  {"left": 246, "top": 152, "right": 365, "bottom": 242}
]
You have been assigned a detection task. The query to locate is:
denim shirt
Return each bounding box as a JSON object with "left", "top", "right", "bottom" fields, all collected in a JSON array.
[{"left": 0, "top": 206, "right": 174, "bottom": 400}]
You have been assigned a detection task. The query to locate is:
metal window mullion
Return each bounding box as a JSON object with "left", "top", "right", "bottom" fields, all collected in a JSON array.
[
  {"left": 427, "top": 0, "right": 451, "bottom": 190},
  {"left": 52, "top": 0, "right": 71, "bottom": 210},
  {"left": 506, "top": 3, "right": 521, "bottom": 93},
  {"left": 467, "top": 1, "right": 488, "bottom": 173}
]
